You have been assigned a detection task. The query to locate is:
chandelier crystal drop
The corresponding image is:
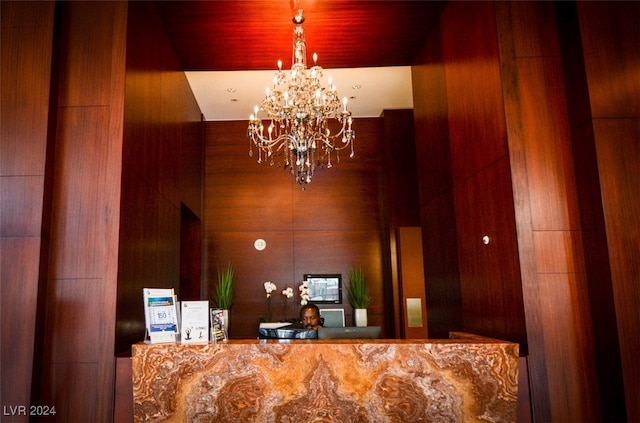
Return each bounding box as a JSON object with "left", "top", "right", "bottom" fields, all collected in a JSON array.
[{"left": 247, "top": 9, "right": 355, "bottom": 189}]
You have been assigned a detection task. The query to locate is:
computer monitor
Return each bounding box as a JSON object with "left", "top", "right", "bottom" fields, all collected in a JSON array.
[
  {"left": 319, "top": 309, "right": 345, "bottom": 327},
  {"left": 317, "top": 326, "right": 381, "bottom": 340},
  {"left": 258, "top": 323, "right": 318, "bottom": 339}
]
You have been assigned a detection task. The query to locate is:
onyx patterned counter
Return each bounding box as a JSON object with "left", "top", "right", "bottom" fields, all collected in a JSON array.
[{"left": 132, "top": 336, "right": 518, "bottom": 422}]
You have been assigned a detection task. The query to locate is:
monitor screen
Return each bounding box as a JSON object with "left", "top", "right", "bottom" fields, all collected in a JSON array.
[
  {"left": 317, "top": 326, "right": 381, "bottom": 340},
  {"left": 303, "top": 274, "right": 342, "bottom": 304},
  {"left": 319, "top": 309, "right": 345, "bottom": 327},
  {"left": 258, "top": 326, "right": 318, "bottom": 339}
]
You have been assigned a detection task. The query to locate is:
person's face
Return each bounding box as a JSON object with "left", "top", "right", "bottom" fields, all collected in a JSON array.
[{"left": 301, "top": 308, "right": 321, "bottom": 329}]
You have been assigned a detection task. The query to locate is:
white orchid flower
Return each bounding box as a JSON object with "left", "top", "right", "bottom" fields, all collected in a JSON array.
[
  {"left": 282, "top": 287, "right": 294, "bottom": 298},
  {"left": 298, "top": 281, "right": 310, "bottom": 305},
  {"left": 264, "top": 281, "right": 277, "bottom": 297}
]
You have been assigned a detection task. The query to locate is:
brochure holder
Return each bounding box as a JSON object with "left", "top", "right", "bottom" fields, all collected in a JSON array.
[{"left": 210, "top": 308, "right": 227, "bottom": 342}]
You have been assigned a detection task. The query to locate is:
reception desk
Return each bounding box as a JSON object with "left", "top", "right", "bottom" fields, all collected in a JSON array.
[{"left": 132, "top": 334, "right": 518, "bottom": 422}]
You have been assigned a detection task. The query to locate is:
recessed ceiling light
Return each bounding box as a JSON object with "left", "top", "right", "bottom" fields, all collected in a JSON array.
[
  {"left": 352, "top": 84, "right": 362, "bottom": 90},
  {"left": 227, "top": 88, "right": 237, "bottom": 93}
]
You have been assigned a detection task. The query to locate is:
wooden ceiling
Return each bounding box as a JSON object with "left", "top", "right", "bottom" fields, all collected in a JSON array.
[{"left": 154, "top": 1, "right": 446, "bottom": 71}]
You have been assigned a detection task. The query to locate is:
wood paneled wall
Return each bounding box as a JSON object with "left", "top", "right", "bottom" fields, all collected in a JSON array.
[
  {"left": 204, "top": 118, "right": 388, "bottom": 338},
  {"left": 115, "top": 0, "right": 203, "bottom": 356},
  {"left": 496, "top": 2, "right": 601, "bottom": 420},
  {"left": 381, "top": 109, "right": 421, "bottom": 339},
  {"left": 414, "top": 1, "right": 636, "bottom": 421},
  {"left": 575, "top": 2, "right": 640, "bottom": 421},
  {"left": 440, "top": 2, "right": 527, "bottom": 353},
  {"left": 412, "top": 22, "right": 464, "bottom": 340},
  {"left": 414, "top": 0, "right": 527, "bottom": 349},
  {"left": 0, "top": 1, "right": 55, "bottom": 415},
  {"left": 554, "top": 2, "right": 630, "bottom": 421},
  {"left": 382, "top": 109, "right": 420, "bottom": 228},
  {"left": 39, "top": 2, "right": 128, "bottom": 421},
  {"left": 2, "top": 2, "right": 202, "bottom": 421}
]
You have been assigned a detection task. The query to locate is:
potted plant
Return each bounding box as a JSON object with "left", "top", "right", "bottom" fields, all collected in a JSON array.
[
  {"left": 215, "top": 262, "right": 235, "bottom": 332},
  {"left": 348, "top": 267, "right": 371, "bottom": 326}
]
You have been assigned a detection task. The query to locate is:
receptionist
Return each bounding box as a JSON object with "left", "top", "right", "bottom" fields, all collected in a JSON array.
[{"left": 300, "top": 303, "right": 323, "bottom": 330}]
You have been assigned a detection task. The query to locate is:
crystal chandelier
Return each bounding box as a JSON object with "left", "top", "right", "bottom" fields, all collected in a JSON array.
[{"left": 247, "top": 9, "right": 355, "bottom": 188}]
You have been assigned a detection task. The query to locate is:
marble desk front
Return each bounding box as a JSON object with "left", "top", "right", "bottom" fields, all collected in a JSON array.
[{"left": 132, "top": 336, "right": 518, "bottom": 422}]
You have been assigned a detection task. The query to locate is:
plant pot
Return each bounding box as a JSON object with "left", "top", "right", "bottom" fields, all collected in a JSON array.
[{"left": 355, "top": 308, "right": 368, "bottom": 327}]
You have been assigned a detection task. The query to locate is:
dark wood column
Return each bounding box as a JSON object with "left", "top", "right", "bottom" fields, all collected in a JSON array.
[
  {"left": 0, "top": 1, "right": 55, "bottom": 414},
  {"left": 39, "top": 2, "right": 127, "bottom": 421}
]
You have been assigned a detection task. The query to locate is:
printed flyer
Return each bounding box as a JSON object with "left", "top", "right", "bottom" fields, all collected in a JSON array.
[{"left": 181, "top": 301, "right": 209, "bottom": 344}]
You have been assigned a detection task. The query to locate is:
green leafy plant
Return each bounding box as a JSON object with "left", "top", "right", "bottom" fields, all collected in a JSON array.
[
  {"left": 348, "top": 266, "right": 371, "bottom": 309},
  {"left": 215, "top": 263, "right": 235, "bottom": 310}
]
